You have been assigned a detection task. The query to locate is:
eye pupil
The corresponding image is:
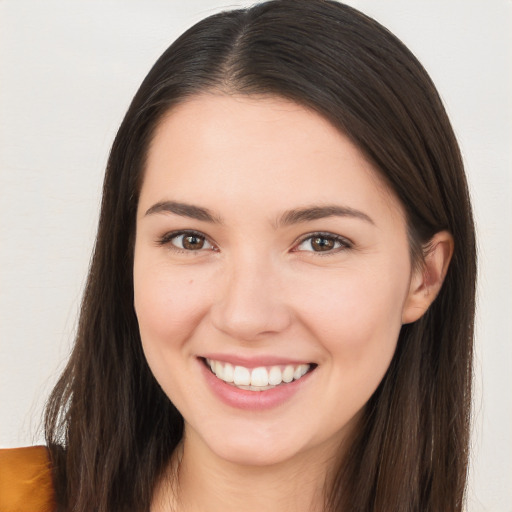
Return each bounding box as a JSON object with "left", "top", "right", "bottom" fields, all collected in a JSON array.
[
  {"left": 311, "top": 236, "right": 335, "bottom": 252},
  {"left": 183, "top": 235, "right": 205, "bottom": 250}
]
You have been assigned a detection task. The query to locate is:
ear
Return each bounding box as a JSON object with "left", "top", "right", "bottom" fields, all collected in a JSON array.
[{"left": 402, "top": 231, "right": 454, "bottom": 324}]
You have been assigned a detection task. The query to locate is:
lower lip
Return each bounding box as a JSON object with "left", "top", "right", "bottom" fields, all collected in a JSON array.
[{"left": 199, "top": 359, "right": 314, "bottom": 411}]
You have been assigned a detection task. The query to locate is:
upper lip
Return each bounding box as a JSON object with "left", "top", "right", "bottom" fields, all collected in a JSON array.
[{"left": 200, "top": 354, "right": 314, "bottom": 368}]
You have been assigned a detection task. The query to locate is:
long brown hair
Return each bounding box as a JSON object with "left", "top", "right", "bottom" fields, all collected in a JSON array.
[{"left": 45, "top": 1, "right": 476, "bottom": 510}]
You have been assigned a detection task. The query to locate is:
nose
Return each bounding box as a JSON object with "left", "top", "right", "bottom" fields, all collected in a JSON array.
[{"left": 209, "top": 252, "right": 293, "bottom": 341}]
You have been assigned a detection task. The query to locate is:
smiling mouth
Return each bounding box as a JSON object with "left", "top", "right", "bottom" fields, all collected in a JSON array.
[{"left": 203, "top": 358, "right": 316, "bottom": 391}]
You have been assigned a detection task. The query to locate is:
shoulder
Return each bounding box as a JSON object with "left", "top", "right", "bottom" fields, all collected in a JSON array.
[{"left": 0, "top": 446, "right": 56, "bottom": 512}]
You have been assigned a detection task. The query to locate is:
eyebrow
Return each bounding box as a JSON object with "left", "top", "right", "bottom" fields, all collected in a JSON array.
[
  {"left": 144, "top": 201, "right": 222, "bottom": 223},
  {"left": 278, "top": 205, "right": 375, "bottom": 227},
  {"left": 144, "top": 200, "right": 374, "bottom": 226}
]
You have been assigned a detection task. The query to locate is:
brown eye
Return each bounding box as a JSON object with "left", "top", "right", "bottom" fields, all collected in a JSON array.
[
  {"left": 311, "top": 236, "right": 336, "bottom": 252},
  {"left": 295, "top": 233, "right": 349, "bottom": 253},
  {"left": 182, "top": 234, "right": 205, "bottom": 250},
  {"left": 168, "top": 232, "right": 214, "bottom": 251}
]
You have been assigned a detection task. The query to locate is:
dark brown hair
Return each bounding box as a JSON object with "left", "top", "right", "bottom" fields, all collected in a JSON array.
[{"left": 45, "top": 1, "right": 476, "bottom": 510}]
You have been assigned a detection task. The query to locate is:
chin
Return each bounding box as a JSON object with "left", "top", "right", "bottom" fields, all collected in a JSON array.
[
  {"left": 187, "top": 411, "right": 352, "bottom": 470},
  {"left": 208, "top": 434, "right": 302, "bottom": 467}
]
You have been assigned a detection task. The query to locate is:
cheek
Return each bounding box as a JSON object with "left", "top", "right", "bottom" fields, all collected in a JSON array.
[
  {"left": 298, "top": 262, "right": 409, "bottom": 364},
  {"left": 133, "top": 261, "right": 211, "bottom": 350},
  {"left": 293, "top": 265, "right": 409, "bottom": 434},
  {"left": 133, "top": 261, "right": 215, "bottom": 408}
]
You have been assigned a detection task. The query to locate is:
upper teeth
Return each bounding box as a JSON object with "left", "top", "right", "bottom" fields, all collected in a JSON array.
[{"left": 206, "top": 358, "right": 310, "bottom": 389}]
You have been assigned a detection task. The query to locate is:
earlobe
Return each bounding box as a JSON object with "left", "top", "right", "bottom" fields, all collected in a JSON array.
[{"left": 402, "top": 231, "right": 454, "bottom": 324}]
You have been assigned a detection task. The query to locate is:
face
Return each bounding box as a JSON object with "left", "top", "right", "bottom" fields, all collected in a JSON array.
[{"left": 133, "top": 94, "right": 418, "bottom": 468}]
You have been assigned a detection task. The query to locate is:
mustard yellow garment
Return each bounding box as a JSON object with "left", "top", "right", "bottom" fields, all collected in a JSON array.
[{"left": 0, "top": 446, "right": 55, "bottom": 512}]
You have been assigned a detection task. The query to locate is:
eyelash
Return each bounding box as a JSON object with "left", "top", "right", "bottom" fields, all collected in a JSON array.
[
  {"left": 157, "top": 230, "right": 217, "bottom": 254},
  {"left": 156, "top": 230, "right": 352, "bottom": 255},
  {"left": 293, "top": 232, "right": 352, "bottom": 254}
]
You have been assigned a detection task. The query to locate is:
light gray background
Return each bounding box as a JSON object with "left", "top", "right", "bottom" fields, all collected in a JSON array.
[{"left": 1, "top": 1, "right": 510, "bottom": 510}]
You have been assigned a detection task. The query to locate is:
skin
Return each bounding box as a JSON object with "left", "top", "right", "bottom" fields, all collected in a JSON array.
[{"left": 133, "top": 94, "right": 452, "bottom": 512}]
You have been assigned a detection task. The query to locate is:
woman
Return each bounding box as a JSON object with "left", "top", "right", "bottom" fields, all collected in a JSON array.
[{"left": 0, "top": 1, "right": 476, "bottom": 511}]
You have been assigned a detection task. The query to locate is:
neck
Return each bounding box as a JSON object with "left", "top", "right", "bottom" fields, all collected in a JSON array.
[{"left": 152, "top": 430, "right": 341, "bottom": 512}]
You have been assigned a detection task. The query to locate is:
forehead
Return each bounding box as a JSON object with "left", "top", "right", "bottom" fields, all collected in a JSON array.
[{"left": 140, "top": 93, "right": 405, "bottom": 225}]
